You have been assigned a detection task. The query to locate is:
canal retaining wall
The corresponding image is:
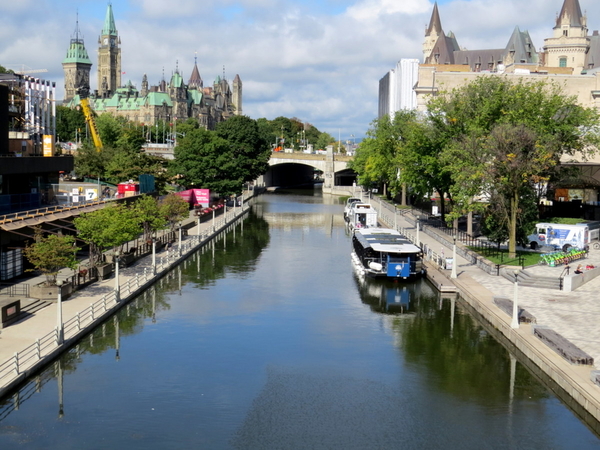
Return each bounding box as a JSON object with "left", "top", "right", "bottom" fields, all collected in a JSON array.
[
  {"left": 377, "top": 200, "right": 600, "bottom": 427},
  {"left": 0, "top": 205, "right": 251, "bottom": 399}
]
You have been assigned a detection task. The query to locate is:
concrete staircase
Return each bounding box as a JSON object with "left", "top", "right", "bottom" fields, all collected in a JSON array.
[{"left": 500, "top": 269, "right": 562, "bottom": 290}]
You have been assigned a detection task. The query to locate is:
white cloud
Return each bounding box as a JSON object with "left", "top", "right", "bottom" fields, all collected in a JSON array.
[{"left": 3, "top": 0, "right": 600, "bottom": 139}]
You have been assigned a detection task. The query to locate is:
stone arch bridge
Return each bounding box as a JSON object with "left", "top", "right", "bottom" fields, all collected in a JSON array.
[{"left": 256, "top": 151, "right": 356, "bottom": 194}]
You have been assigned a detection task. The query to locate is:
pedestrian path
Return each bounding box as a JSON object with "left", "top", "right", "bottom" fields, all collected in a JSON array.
[
  {"left": 376, "top": 203, "right": 600, "bottom": 422},
  {"left": 0, "top": 203, "right": 248, "bottom": 394}
]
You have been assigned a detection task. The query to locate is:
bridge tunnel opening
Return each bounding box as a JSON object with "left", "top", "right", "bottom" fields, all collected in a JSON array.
[
  {"left": 263, "top": 163, "right": 317, "bottom": 188},
  {"left": 335, "top": 169, "right": 357, "bottom": 186}
]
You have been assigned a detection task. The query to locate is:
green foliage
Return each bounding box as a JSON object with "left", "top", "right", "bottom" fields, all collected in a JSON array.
[
  {"left": 23, "top": 234, "right": 79, "bottom": 285},
  {"left": 132, "top": 195, "right": 167, "bottom": 239},
  {"left": 96, "top": 113, "right": 126, "bottom": 148},
  {"left": 56, "top": 105, "right": 86, "bottom": 142},
  {"left": 429, "top": 77, "right": 599, "bottom": 256},
  {"left": 74, "top": 204, "right": 142, "bottom": 266},
  {"left": 171, "top": 116, "right": 270, "bottom": 195},
  {"left": 159, "top": 194, "right": 190, "bottom": 231}
]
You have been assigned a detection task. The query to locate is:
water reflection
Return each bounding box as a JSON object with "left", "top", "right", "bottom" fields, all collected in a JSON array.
[{"left": 0, "top": 194, "right": 599, "bottom": 449}]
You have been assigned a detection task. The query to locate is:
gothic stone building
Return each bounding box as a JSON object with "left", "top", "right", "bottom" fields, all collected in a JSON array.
[{"left": 63, "top": 4, "right": 242, "bottom": 129}]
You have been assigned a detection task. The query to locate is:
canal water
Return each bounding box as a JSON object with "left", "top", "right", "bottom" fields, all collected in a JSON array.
[{"left": 1, "top": 192, "right": 599, "bottom": 449}]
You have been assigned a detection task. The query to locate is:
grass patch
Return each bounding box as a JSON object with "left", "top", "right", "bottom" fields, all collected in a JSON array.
[{"left": 467, "top": 246, "right": 541, "bottom": 266}]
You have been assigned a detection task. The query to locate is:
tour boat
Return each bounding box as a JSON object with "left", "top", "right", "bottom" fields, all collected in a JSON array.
[
  {"left": 343, "top": 197, "right": 362, "bottom": 219},
  {"left": 351, "top": 227, "right": 425, "bottom": 279},
  {"left": 346, "top": 202, "right": 378, "bottom": 230}
]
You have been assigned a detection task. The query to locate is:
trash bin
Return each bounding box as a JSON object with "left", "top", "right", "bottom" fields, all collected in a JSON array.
[{"left": 445, "top": 258, "right": 453, "bottom": 270}]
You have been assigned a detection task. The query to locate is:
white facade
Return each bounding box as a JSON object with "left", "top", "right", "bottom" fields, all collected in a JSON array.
[{"left": 378, "top": 59, "right": 419, "bottom": 118}]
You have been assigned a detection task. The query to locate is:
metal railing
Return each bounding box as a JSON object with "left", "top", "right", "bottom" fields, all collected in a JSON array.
[
  {"left": 0, "top": 204, "right": 249, "bottom": 395},
  {"left": 0, "top": 283, "right": 29, "bottom": 298}
]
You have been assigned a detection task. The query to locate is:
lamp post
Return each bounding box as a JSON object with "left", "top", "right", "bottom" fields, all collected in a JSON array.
[
  {"left": 511, "top": 270, "right": 520, "bottom": 328},
  {"left": 114, "top": 250, "right": 121, "bottom": 302},
  {"left": 178, "top": 222, "right": 183, "bottom": 256},
  {"left": 56, "top": 280, "right": 64, "bottom": 344},
  {"left": 152, "top": 237, "right": 157, "bottom": 275},
  {"left": 451, "top": 235, "right": 458, "bottom": 279}
]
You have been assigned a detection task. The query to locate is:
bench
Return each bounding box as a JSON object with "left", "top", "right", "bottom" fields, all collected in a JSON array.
[
  {"left": 533, "top": 326, "right": 594, "bottom": 365},
  {"left": 493, "top": 297, "right": 537, "bottom": 324}
]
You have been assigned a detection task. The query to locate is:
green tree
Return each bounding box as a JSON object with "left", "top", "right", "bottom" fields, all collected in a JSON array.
[
  {"left": 159, "top": 194, "right": 190, "bottom": 231},
  {"left": 172, "top": 116, "right": 270, "bottom": 195},
  {"left": 350, "top": 113, "right": 418, "bottom": 198},
  {"left": 74, "top": 204, "right": 142, "bottom": 266},
  {"left": 214, "top": 115, "right": 271, "bottom": 186},
  {"left": 24, "top": 233, "right": 79, "bottom": 286},
  {"left": 74, "top": 144, "right": 114, "bottom": 179},
  {"left": 430, "top": 77, "right": 600, "bottom": 257},
  {"left": 395, "top": 115, "right": 454, "bottom": 220},
  {"left": 56, "top": 105, "right": 86, "bottom": 143},
  {"left": 133, "top": 195, "right": 167, "bottom": 240},
  {"left": 96, "top": 113, "right": 126, "bottom": 149}
]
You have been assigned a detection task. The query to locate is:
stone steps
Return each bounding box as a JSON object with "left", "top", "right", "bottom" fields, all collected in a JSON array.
[{"left": 500, "top": 269, "right": 562, "bottom": 290}]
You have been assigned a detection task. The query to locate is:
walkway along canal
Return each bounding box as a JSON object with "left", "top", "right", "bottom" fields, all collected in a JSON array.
[
  {"left": 0, "top": 197, "right": 251, "bottom": 398},
  {"left": 0, "top": 191, "right": 599, "bottom": 448}
]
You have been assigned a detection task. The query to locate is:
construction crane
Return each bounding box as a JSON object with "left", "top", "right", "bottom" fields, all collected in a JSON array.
[{"left": 77, "top": 87, "right": 103, "bottom": 151}]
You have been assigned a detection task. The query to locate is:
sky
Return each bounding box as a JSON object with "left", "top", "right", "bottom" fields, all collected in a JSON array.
[{"left": 2, "top": 0, "right": 600, "bottom": 141}]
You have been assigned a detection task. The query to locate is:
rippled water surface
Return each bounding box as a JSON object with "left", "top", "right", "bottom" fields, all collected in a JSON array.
[{"left": 0, "top": 192, "right": 599, "bottom": 449}]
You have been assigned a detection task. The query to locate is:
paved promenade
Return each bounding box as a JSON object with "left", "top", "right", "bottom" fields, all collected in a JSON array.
[
  {"left": 378, "top": 205, "right": 600, "bottom": 426},
  {"left": 0, "top": 204, "right": 247, "bottom": 395}
]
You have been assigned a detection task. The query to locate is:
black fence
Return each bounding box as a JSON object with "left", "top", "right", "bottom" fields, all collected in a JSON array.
[{"left": 412, "top": 207, "right": 525, "bottom": 268}]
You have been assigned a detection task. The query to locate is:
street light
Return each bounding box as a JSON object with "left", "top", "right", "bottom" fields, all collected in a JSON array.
[
  {"left": 451, "top": 235, "right": 458, "bottom": 279},
  {"left": 151, "top": 237, "right": 157, "bottom": 275},
  {"left": 114, "top": 250, "right": 121, "bottom": 302},
  {"left": 56, "top": 280, "right": 64, "bottom": 344},
  {"left": 511, "top": 270, "right": 520, "bottom": 329},
  {"left": 178, "top": 222, "right": 183, "bottom": 256}
]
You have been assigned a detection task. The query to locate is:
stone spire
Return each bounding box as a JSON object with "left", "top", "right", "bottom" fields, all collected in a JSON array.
[
  {"left": 188, "top": 55, "right": 203, "bottom": 89},
  {"left": 555, "top": 0, "right": 585, "bottom": 29},
  {"left": 423, "top": 2, "right": 444, "bottom": 62},
  {"left": 425, "top": 2, "right": 443, "bottom": 37}
]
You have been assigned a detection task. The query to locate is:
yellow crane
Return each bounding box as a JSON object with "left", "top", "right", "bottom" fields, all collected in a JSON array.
[{"left": 77, "top": 87, "right": 103, "bottom": 151}]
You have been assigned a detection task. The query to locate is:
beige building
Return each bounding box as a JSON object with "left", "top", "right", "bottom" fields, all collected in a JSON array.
[{"left": 412, "top": 0, "right": 600, "bottom": 212}]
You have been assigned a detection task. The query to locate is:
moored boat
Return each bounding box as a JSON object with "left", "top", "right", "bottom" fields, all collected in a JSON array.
[
  {"left": 346, "top": 202, "right": 377, "bottom": 230},
  {"left": 351, "top": 227, "right": 425, "bottom": 279},
  {"left": 343, "top": 197, "right": 362, "bottom": 220}
]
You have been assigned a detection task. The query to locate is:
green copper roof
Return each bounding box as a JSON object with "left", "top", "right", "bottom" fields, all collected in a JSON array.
[
  {"left": 146, "top": 92, "right": 173, "bottom": 107},
  {"left": 62, "top": 39, "right": 92, "bottom": 65},
  {"left": 102, "top": 4, "right": 118, "bottom": 36},
  {"left": 170, "top": 72, "right": 183, "bottom": 88},
  {"left": 189, "top": 89, "right": 203, "bottom": 105}
]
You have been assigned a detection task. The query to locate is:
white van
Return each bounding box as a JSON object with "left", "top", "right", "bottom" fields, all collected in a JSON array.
[{"left": 528, "top": 223, "right": 590, "bottom": 251}]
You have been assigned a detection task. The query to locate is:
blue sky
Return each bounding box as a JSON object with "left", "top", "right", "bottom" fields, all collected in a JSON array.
[{"left": 2, "top": 0, "right": 598, "bottom": 140}]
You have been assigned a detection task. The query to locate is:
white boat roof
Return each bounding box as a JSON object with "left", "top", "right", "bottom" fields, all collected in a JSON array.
[{"left": 355, "top": 227, "right": 421, "bottom": 253}]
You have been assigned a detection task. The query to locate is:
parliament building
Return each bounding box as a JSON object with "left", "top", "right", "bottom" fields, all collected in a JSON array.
[{"left": 62, "top": 4, "right": 242, "bottom": 130}]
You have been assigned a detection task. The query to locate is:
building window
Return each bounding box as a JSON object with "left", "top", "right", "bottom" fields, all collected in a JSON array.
[
  {"left": 563, "top": 29, "right": 568, "bottom": 36},
  {"left": 559, "top": 57, "right": 567, "bottom": 67}
]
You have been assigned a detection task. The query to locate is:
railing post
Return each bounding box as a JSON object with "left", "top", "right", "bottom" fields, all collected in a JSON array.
[{"left": 14, "top": 352, "right": 19, "bottom": 375}]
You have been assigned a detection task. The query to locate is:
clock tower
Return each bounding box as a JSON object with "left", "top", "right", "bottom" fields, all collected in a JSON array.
[{"left": 97, "top": 3, "right": 121, "bottom": 97}]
